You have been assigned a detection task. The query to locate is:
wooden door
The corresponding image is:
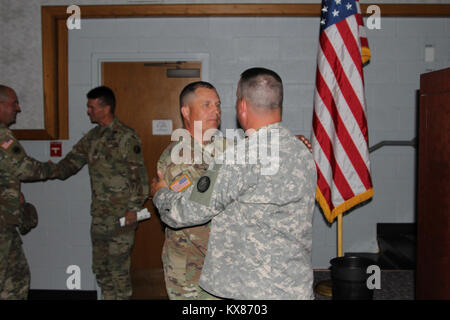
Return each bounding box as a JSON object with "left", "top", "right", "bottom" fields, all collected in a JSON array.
[
  {"left": 102, "top": 61, "right": 201, "bottom": 299},
  {"left": 416, "top": 68, "right": 450, "bottom": 300}
]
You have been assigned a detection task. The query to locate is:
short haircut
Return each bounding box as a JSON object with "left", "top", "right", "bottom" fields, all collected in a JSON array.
[
  {"left": 0, "top": 85, "right": 13, "bottom": 103},
  {"left": 238, "top": 67, "right": 283, "bottom": 110},
  {"left": 87, "top": 86, "right": 116, "bottom": 114},
  {"left": 179, "top": 81, "right": 216, "bottom": 109}
]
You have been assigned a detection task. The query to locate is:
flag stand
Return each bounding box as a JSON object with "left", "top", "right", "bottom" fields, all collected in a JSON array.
[
  {"left": 337, "top": 213, "right": 343, "bottom": 257},
  {"left": 314, "top": 214, "right": 343, "bottom": 297}
]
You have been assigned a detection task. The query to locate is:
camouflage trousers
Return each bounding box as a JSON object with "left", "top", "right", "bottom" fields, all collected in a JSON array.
[
  {"left": 0, "top": 229, "right": 30, "bottom": 300},
  {"left": 92, "top": 230, "right": 135, "bottom": 300},
  {"left": 161, "top": 236, "right": 220, "bottom": 300}
]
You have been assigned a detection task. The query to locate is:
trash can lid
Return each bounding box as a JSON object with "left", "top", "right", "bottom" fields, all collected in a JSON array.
[{"left": 330, "top": 255, "right": 375, "bottom": 269}]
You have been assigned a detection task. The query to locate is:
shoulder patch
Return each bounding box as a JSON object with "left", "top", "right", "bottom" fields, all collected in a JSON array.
[
  {"left": 169, "top": 174, "right": 192, "bottom": 192},
  {"left": 197, "top": 176, "right": 210, "bottom": 193},
  {"left": 189, "top": 164, "right": 222, "bottom": 207},
  {"left": 1, "top": 138, "right": 14, "bottom": 150}
]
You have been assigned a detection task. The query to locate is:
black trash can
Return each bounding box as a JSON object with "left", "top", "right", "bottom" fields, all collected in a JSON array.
[{"left": 330, "top": 255, "right": 374, "bottom": 300}]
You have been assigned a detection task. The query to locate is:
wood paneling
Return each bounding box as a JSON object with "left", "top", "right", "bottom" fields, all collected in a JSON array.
[
  {"left": 416, "top": 68, "right": 450, "bottom": 300},
  {"left": 57, "top": 19, "right": 69, "bottom": 140}
]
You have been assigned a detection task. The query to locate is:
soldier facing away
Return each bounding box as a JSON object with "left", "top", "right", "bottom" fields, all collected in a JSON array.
[
  {"left": 0, "top": 85, "right": 55, "bottom": 299},
  {"left": 151, "top": 68, "right": 317, "bottom": 299},
  {"left": 50, "top": 86, "right": 149, "bottom": 299}
]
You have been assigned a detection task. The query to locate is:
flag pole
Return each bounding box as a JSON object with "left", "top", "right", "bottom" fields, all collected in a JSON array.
[
  {"left": 315, "top": 213, "right": 344, "bottom": 297},
  {"left": 313, "top": 0, "right": 373, "bottom": 299},
  {"left": 337, "top": 213, "right": 343, "bottom": 257}
]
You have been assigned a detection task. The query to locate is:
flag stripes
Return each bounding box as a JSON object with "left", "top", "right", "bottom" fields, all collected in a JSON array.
[
  {"left": 315, "top": 70, "right": 372, "bottom": 191},
  {"left": 319, "top": 30, "right": 369, "bottom": 143},
  {"left": 312, "top": 0, "right": 373, "bottom": 223}
]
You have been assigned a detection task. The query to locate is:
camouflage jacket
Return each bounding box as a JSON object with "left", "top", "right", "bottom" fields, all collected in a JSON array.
[
  {"left": 154, "top": 122, "right": 317, "bottom": 300},
  {"left": 0, "top": 123, "right": 55, "bottom": 230},
  {"left": 53, "top": 118, "right": 149, "bottom": 234},
  {"left": 157, "top": 134, "right": 227, "bottom": 284}
]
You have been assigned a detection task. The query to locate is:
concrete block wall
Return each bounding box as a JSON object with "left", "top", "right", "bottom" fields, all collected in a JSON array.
[{"left": 19, "top": 15, "right": 450, "bottom": 290}]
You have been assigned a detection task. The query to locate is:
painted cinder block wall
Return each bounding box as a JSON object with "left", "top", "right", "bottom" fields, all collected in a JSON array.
[{"left": 3, "top": 0, "right": 448, "bottom": 290}]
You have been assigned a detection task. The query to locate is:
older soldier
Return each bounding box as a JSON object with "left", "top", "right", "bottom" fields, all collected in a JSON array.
[
  {"left": 51, "top": 86, "right": 149, "bottom": 300},
  {"left": 157, "top": 81, "right": 224, "bottom": 300},
  {"left": 0, "top": 85, "right": 55, "bottom": 299},
  {"left": 151, "top": 68, "right": 317, "bottom": 299}
]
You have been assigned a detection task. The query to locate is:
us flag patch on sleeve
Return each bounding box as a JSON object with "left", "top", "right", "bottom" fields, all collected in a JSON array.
[
  {"left": 1, "top": 138, "right": 13, "bottom": 150},
  {"left": 169, "top": 174, "right": 192, "bottom": 192}
]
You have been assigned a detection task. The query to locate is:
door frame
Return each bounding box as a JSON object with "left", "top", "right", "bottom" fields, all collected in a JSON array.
[{"left": 92, "top": 53, "right": 209, "bottom": 87}]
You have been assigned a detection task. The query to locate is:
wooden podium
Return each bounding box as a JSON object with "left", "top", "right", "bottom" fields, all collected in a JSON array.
[{"left": 416, "top": 67, "right": 450, "bottom": 299}]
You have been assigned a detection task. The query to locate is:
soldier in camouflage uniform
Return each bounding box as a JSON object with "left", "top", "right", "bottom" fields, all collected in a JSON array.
[
  {"left": 17, "top": 198, "right": 38, "bottom": 236},
  {"left": 157, "top": 81, "right": 225, "bottom": 300},
  {"left": 0, "top": 85, "right": 55, "bottom": 299},
  {"left": 151, "top": 68, "right": 317, "bottom": 299},
  {"left": 51, "top": 86, "right": 149, "bottom": 300}
]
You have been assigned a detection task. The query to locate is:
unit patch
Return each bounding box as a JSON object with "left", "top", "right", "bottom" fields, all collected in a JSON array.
[{"left": 197, "top": 176, "right": 210, "bottom": 193}]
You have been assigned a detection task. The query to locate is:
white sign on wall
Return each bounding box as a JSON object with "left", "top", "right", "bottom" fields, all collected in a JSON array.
[{"left": 152, "top": 120, "right": 173, "bottom": 135}]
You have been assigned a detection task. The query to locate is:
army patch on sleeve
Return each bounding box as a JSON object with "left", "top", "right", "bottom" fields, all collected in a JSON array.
[
  {"left": 169, "top": 174, "right": 192, "bottom": 192},
  {"left": 189, "top": 164, "right": 222, "bottom": 207},
  {"left": 197, "top": 176, "right": 210, "bottom": 193},
  {"left": 1, "top": 138, "right": 13, "bottom": 150}
]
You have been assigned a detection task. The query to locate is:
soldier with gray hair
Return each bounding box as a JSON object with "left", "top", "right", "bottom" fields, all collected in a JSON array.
[
  {"left": 157, "top": 81, "right": 226, "bottom": 300},
  {"left": 0, "top": 85, "right": 55, "bottom": 299},
  {"left": 151, "top": 68, "right": 317, "bottom": 299}
]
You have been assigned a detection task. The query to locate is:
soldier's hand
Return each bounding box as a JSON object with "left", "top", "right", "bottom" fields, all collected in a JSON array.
[
  {"left": 125, "top": 211, "right": 137, "bottom": 226},
  {"left": 297, "top": 135, "right": 313, "bottom": 153},
  {"left": 150, "top": 171, "right": 168, "bottom": 197}
]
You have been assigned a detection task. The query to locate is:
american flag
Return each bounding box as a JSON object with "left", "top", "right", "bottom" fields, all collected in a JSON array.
[
  {"left": 169, "top": 174, "right": 192, "bottom": 192},
  {"left": 312, "top": 0, "right": 373, "bottom": 223},
  {"left": 1, "top": 138, "right": 13, "bottom": 150}
]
